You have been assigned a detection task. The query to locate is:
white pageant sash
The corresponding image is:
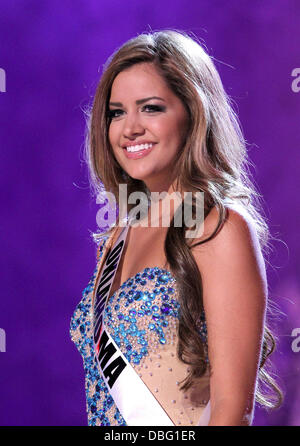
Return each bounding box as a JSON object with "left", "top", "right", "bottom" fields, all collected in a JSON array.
[{"left": 93, "top": 221, "right": 174, "bottom": 426}]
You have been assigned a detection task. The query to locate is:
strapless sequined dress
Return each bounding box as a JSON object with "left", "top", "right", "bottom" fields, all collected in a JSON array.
[{"left": 70, "top": 231, "right": 210, "bottom": 426}]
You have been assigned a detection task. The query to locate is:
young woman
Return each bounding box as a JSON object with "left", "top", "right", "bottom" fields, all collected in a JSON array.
[{"left": 70, "top": 29, "right": 283, "bottom": 426}]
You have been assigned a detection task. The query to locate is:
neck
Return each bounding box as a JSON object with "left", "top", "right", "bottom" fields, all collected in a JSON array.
[{"left": 138, "top": 177, "right": 185, "bottom": 228}]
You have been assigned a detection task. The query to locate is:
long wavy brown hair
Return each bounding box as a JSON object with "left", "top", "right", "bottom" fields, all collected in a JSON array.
[{"left": 84, "top": 29, "right": 283, "bottom": 411}]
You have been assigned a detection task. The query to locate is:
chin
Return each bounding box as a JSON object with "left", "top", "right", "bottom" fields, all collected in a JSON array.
[{"left": 125, "top": 168, "right": 154, "bottom": 182}]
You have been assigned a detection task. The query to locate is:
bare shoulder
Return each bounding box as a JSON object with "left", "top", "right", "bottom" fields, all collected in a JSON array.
[
  {"left": 191, "top": 201, "right": 268, "bottom": 307},
  {"left": 190, "top": 202, "right": 268, "bottom": 413},
  {"left": 191, "top": 201, "right": 262, "bottom": 261}
]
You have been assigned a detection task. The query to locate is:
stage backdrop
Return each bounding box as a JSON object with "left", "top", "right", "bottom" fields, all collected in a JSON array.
[{"left": 0, "top": 0, "right": 299, "bottom": 426}]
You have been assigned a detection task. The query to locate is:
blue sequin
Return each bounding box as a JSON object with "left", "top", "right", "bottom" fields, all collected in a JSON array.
[
  {"left": 161, "top": 303, "right": 171, "bottom": 314},
  {"left": 70, "top": 236, "right": 208, "bottom": 427}
]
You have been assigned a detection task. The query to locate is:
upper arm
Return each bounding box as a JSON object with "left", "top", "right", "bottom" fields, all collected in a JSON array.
[{"left": 191, "top": 205, "right": 267, "bottom": 418}]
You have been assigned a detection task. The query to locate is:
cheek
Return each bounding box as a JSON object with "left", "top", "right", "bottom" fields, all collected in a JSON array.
[
  {"left": 172, "top": 115, "right": 189, "bottom": 149},
  {"left": 157, "top": 114, "right": 184, "bottom": 140},
  {"left": 108, "top": 121, "right": 122, "bottom": 144},
  {"left": 111, "top": 145, "right": 122, "bottom": 164},
  {"left": 150, "top": 119, "right": 175, "bottom": 145},
  {"left": 107, "top": 126, "right": 121, "bottom": 161},
  {"left": 108, "top": 125, "right": 114, "bottom": 145},
  {"left": 162, "top": 123, "right": 186, "bottom": 152}
]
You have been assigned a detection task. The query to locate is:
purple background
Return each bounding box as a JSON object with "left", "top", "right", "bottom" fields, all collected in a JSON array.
[{"left": 0, "top": 0, "right": 299, "bottom": 426}]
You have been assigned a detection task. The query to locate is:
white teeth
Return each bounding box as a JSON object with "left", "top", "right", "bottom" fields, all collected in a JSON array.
[{"left": 126, "top": 143, "right": 153, "bottom": 152}]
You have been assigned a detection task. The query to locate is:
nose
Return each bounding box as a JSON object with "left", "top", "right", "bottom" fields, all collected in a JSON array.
[{"left": 122, "top": 111, "right": 145, "bottom": 139}]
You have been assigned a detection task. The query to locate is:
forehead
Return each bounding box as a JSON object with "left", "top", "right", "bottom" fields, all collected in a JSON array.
[{"left": 110, "top": 63, "right": 172, "bottom": 99}]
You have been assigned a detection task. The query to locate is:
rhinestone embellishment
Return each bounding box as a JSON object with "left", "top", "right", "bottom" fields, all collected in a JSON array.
[{"left": 70, "top": 236, "right": 209, "bottom": 426}]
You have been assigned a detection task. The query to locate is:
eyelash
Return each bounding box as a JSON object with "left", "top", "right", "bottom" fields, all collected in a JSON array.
[{"left": 108, "top": 104, "right": 165, "bottom": 119}]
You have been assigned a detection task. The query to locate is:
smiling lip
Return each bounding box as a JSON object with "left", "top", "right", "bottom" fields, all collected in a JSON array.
[{"left": 123, "top": 143, "right": 156, "bottom": 159}]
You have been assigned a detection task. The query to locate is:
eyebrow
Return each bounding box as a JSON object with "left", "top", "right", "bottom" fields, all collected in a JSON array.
[{"left": 109, "top": 96, "right": 166, "bottom": 107}]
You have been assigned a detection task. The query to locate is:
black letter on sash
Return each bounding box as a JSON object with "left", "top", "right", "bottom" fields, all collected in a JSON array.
[
  {"left": 98, "top": 330, "right": 117, "bottom": 369},
  {"left": 100, "top": 251, "right": 120, "bottom": 284},
  {"left": 103, "top": 356, "right": 127, "bottom": 388},
  {"left": 93, "top": 305, "right": 105, "bottom": 344},
  {"left": 98, "top": 271, "right": 114, "bottom": 290},
  {"left": 107, "top": 241, "right": 123, "bottom": 266},
  {"left": 94, "top": 279, "right": 110, "bottom": 315}
]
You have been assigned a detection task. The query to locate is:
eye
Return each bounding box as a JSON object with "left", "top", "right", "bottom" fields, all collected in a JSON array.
[
  {"left": 108, "top": 109, "right": 123, "bottom": 119},
  {"left": 107, "top": 104, "right": 165, "bottom": 120},
  {"left": 142, "top": 104, "right": 165, "bottom": 113}
]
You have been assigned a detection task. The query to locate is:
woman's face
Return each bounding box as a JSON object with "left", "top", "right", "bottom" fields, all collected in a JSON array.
[{"left": 108, "top": 62, "right": 189, "bottom": 191}]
